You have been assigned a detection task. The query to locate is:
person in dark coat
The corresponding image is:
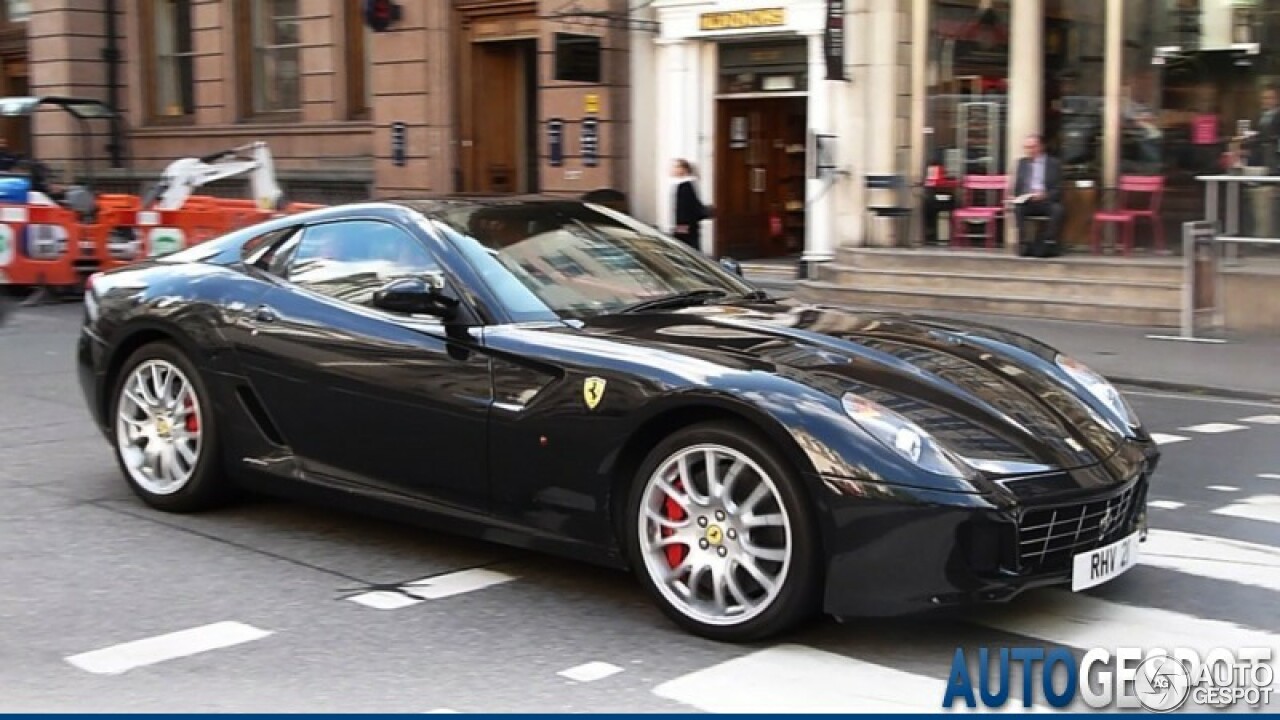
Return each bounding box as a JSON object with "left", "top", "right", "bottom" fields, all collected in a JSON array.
[
  {"left": 671, "top": 159, "right": 708, "bottom": 251},
  {"left": 1010, "top": 133, "right": 1065, "bottom": 258}
]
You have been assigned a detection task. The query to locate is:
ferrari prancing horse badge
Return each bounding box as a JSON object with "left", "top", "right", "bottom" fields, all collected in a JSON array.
[{"left": 583, "top": 376, "right": 607, "bottom": 410}]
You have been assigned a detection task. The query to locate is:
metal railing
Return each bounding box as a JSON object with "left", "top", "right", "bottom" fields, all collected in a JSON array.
[{"left": 1154, "top": 174, "right": 1280, "bottom": 342}]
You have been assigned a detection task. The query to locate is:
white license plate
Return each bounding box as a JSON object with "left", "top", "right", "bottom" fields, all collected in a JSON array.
[{"left": 1071, "top": 531, "right": 1139, "bottom": 592}]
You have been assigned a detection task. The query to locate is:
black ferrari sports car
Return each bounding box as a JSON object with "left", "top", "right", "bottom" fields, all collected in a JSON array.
[{"left": 76, "top": 197, "right": 1161, "bottom": 642}]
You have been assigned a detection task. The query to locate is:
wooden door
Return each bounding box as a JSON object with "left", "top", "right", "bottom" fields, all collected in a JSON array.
[
  {"left": 462, "top": 41, "right": 532, "bottom": 193},
  {"left": 713, "top": 97, "right": 807, "bottom": 259}
]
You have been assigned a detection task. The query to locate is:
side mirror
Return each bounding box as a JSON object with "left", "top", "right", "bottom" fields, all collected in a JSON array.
[{"left": 372, "top": 274, "right": 458, "bottom": 319}]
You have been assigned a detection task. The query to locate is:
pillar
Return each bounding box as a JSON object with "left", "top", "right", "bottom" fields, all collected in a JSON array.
[
  {"left": 910, "top": 0, "right": 930, "bottom": 245},
  {"left": 1004, "top": 0, "right": 1043, "bottom": 249},
  {"left": 654, "top": 38, "right": 690, "bottom": 240},
  {"left": 1102, "top": 0, "right": 1124, "bottom": 191},
  {"left": 803, "top": 30, "right": 835, "bottom": 265}
]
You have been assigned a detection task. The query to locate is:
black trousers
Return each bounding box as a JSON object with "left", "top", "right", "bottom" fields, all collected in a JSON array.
[
  {"left": 674, "top": 226, "right": 701, "bottom": 252},
  {"left": 1016, "top": 200, "right": 1064, "bottom": 257}
]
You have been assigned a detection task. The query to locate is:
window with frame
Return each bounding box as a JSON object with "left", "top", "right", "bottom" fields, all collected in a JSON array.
[
  {"left": 283, "top": 220, "right": 444, "bottom": 309},
  {"left": 345, "top": 3, "right": 372, "bottom": 120},
  {"left": 144, "top": 0, "right": 195, "bottom": 121},
  {"left": 236, "top": 0, "right": 302, "bottom": 117}
]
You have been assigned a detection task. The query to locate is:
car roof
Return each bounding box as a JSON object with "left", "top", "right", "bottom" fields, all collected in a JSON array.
[{"left": 381, "top": 194, "right": 588, "bottom": 217}]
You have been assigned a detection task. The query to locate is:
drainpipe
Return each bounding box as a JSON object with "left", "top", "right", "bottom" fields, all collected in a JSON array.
[{"left": 103, "top": 0, "right": 123, "bottom": 168}]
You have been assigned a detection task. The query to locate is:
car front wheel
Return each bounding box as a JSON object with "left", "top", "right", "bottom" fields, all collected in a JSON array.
[
  {"left": 625, "top": 421, "right": 821, "bottom": 642},
  {"left": 110, "top": 341, "right": 229, "bottom": 512}
]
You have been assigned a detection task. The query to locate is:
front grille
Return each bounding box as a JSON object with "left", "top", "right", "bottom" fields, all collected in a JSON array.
[{"left": 1016, "top": 480, "right": 1144, "bottom": 574}]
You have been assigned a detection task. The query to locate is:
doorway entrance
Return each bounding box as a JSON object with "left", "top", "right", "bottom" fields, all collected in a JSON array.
[
  {"left": 713, "top": 96, "right": 807, "bottom": 260},
  {"left": 458, "top": 38, "right": 538, "bottom": 194}
]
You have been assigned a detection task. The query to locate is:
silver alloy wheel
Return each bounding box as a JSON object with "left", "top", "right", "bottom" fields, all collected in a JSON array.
[
  {"left": 115, "top": 359, "right": 203, "bottom": 496},
  {"left": 638, "top": 443, "right": 793, "bottom": 627}
]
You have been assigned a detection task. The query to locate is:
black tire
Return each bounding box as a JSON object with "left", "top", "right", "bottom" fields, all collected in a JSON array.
[
  {"left": 107, "top": 340, "right": 232, "bottom": 513},
  {"left": 623, "top": 420, "right": 822, "bottom": 642}
]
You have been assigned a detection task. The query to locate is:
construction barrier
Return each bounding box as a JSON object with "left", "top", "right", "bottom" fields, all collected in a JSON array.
[{"left": 0, "top": 195, "right": 332, "bottom": 292}]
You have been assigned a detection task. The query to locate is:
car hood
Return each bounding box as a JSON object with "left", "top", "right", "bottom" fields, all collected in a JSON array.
[{"left": 562, "top": 301, "right": 1134, "bottom": 474}]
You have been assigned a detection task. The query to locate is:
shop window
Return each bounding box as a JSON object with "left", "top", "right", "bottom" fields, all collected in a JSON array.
[
  {"left": 142, "top": 0, "right": 195, "bottom": 123},
  {"left": 235, "top": 0, "right": 301, "bottom": 118},
  {"left": 345, "top": 2, "right": 371, "bottom": 120},
  {"left": 926, "top": 0, "right": 1011, "bottom": 178}
]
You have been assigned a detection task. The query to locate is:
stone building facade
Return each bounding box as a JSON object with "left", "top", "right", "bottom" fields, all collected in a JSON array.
[{"left": 24, "top": 0, "right": 633, "bottom": 205}]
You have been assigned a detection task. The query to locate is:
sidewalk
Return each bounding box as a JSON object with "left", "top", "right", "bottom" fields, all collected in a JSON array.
[{"left": 746, "top": 272, "right": 1280, "bottom": 401}]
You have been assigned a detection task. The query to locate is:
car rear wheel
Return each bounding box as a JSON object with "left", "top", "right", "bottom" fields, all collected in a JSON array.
[
  {"left": 110, "top": 341, "right": 229, "bottom": 512},
  {"left": 625, "top": 421, "right": 821, "bottom": 642}
]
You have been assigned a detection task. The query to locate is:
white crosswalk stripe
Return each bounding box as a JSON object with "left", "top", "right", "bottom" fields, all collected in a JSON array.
[
  {"left": 1140, "top": 528, "right": 1280, "bottom": 593},
  {"left": 1181, "top": 422, "right": 1249, "bottom": 434},
  {"left": 1150, "top": 433, "right": 1189, "bottom": 445},
  {"left": 1212, "top": 494, "right": 1280, "bottom": 525},
  {"left": 1240, "top": 415, "right": 1280, "bottom": 425}
]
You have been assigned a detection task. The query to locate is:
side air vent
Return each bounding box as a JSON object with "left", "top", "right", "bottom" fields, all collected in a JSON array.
[{"left": 235, "top": 385, "right": 286, "bottom": 447}]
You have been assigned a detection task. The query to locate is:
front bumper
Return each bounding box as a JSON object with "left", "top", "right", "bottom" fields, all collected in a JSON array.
[{"left": 818, "top": 455, "right": 1152, "bottom": 618}]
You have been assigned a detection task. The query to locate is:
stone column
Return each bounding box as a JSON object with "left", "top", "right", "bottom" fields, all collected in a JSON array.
[
  {"left": 910, "top": 0, "right": 930, "bottom": 245},
  {"left": 864, "top": 0, "right": 904, "bottom": 247},
  {"left": 1004, "top": 0, "right": 1043, "bottom": 249},
  {"left": 1102, "top": 0, "right": 1124, "bottom": 191},
  {"left": 803, "top": 30, "right": 835, "bottom": 265},
  {"left": 654, "top": 38, "right": 689, "bottom": 237}
]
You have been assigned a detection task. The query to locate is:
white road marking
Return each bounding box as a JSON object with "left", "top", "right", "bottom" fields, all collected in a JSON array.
[
  {"left": 65, "top": 621, "right": 272, "bottom": 675},
  {"left": 1241, "top": 414, "right": 1280, "bottom": 425},
  {"left": 1123, "top": 389, "right": 1280, "bottom": 410},
  {"left": 423, "top": 709, "right": 460, "bottom": 714},
  {"left": 1213, "top": 494, "right": 1280, "bottom": 526},
  {"left": 402, "top": 568, "right": 516, "bottom": 600},
  {"left": 347, "top": 568, "right": 517, "bottom": 609},
  {"left": 651, "top": 644, "right": 1047, "bottom": 713},
  {"left": 558, "top": 661, "right": 623, "bottom": 683},
  {"left": 970, "top": 590, "right": 1280, "bottom": 658},
  {"left": 1149, "top": 500, "right": 1185, "bottom": 509},
  {"left": 1150, "top": 433, "right": 1189, "bottom": 445},
  {"left": 347, "top": 591, "right": 422, "bottom": 610},
  {"left": 1207, "top": 485, "right": 1240, "bottom": 492},
  {"left": 1259, "top": 473, "right": 1280, "bottom": 480},
  {"left": 1181, "top": 422, "right": 1249, "bottom": 434},
  {"left": 1140, "top": 528, "right": 1280, "bottom": 593}
]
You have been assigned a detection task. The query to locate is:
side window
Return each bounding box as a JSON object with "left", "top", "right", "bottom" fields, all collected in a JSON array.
[{"left": 284, "top": 220, "right": 443, "bottom": 308}]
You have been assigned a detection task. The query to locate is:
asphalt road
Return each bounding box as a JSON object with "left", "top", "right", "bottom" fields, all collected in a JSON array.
[{"left": 2, "top": 302, "right": 1278, "bottom": 713}]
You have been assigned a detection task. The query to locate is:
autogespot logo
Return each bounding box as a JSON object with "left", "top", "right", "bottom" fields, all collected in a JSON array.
[
  {"left": 942, "top": 646, "right": 1275, "bottom": 711},
  {"left": 1134, "top": 654, "right": 1192, "bottom": 712}
]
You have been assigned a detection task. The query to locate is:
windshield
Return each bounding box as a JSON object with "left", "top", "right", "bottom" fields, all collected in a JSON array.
[{"left": 430, "top": 202, "right": 759, "bottom": 322}]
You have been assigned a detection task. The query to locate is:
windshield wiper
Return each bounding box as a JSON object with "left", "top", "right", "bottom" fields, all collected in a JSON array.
[{"left": 616, "top": 288, "right": 729, "bottom": 314}]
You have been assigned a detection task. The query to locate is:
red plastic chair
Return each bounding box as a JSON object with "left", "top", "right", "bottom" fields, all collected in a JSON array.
[
  {"left": 1089, "top": 175, "right": 1165, "bottom": 256},
  {"left": 951, "top": 175, "right": 1008, "bottom": 250}
]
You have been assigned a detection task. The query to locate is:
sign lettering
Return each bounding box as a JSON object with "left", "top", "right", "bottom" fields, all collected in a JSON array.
[{"left": 698, "top": 8, "right": 786, "bottom": 32}]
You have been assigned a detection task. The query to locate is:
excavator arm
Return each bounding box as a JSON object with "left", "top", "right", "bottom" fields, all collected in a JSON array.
[{"left": 142, "top": 141, "right": 283, "bottom": 211}]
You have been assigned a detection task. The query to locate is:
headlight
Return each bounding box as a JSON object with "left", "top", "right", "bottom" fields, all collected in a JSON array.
[
  {"left": 840, "top": 392, "right": 964, "bottom": 476},
  {"left": 1055, "top": 354, "right": 1139, "bottom": 429}
]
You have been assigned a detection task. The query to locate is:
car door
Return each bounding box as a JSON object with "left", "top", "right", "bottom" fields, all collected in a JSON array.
[{"left": 236, "top": 216, "right": 493, "bottom": 510}]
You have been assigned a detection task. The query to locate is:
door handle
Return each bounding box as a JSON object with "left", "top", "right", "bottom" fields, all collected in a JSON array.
[{"left": 253, "top": 305, "right": 279, "bottom": 323}]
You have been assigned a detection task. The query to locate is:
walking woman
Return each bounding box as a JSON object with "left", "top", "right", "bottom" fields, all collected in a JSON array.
[{"left": 671, "top": 159, "right": 708, "bottom": 251}]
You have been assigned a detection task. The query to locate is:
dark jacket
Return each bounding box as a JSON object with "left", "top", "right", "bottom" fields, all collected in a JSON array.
[
  {"left": 674, "top": 179, "right": 707, "bottom": 228},
  {"left": 1245, "top": 109, "right": 1280, "bottom": 170},
  {"left": 1013, "top": 154, "right": 1063, "bottom": 204}
]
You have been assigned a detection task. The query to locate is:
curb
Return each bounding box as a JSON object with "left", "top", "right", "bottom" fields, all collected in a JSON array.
[{"left": 1110, "top": 376, "right": 1280, "bottom": 404}]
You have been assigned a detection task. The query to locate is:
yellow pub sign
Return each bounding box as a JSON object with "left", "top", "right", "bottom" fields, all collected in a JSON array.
[{"left": 698, "top": 8, "right": 787, "bottom": 31}]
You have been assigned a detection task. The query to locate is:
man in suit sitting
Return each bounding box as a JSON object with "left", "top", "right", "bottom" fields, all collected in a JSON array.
[{"left": 1011, "top": 133, "right": 1064, "bottom": 258}]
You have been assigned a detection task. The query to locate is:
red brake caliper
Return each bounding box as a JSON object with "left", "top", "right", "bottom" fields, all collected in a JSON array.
[
  {"left": 184, "top": 396, "right": 199, "bottom": 433},
  {"left": 662, "top": 478, "right": 689, "bottom": 569}
]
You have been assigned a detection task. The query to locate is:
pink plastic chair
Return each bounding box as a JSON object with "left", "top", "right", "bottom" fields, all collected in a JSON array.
[
  {"left": 1090, "top": 175, "right": 1166, "bottom": 256},
  {"left": 951, "top": 175, "right": 1008, "bottom": 250}
]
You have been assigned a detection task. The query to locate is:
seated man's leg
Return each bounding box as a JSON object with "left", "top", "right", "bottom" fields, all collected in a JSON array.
[
  {"left": 1042, "top": 201, "right": 1066, "bottom": 257},
  {"left": 1015, "top": 203, "right": 1033, "bottom": 256}
]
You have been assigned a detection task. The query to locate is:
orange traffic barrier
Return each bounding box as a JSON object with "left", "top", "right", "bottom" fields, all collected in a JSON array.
[{"left": 0, "top": 204, "right": 81, "bottom": 287}]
